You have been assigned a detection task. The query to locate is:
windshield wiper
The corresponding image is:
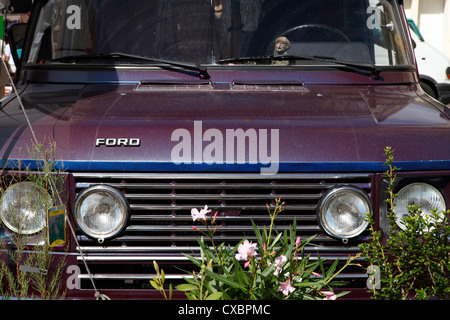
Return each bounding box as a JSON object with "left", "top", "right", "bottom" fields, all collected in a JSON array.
[
  {"left": 217, "top": 55, "right": 382, "bottom": 77},
  {"left": 51, "top": 52, "right": 210, "bottom": 79}
]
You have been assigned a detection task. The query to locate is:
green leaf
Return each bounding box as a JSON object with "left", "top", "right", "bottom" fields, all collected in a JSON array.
[
  {"left": 325, "top": 259, "right": 339, "bottom": 278},
  {"left": 153, "top": 260, "right": 160, "bottom": 276},
  {"left": 183, "top": 276, "right": 199, "bottom": 286},
  {"left": 261, "top": 264, "right": 276, "bottom": 278},
  {"left": 205, "top": 269, "right": 246, "bottom": 292},
  {"left": 270, "top": 232, "right": 283, "bottom": 250},
  {"left": 175, "top": 283, "right": 198, "bottom": 292},
  {"left": 290, "top": 218, "right": 297, "bottom": 243},
  {"left": 232, "top": 259, "right": 250, "bottom": 286},
  {"left": 317, "top": 254, "right": 326, "bottom": 276},
  {"left": 206, "top": 292, "right": 223, "bottom": 300},
  {"left": 252, "top": 220, "right": 265, "bottom": 246},
  {"left": 150, "top": 280, "right": 159, "bottom": 290},
  {"left": 336, "top": 291, "right": 350, "bottom": 298},
  {"left": 182, "top": 253, "right": 202, "bottom": 267}
]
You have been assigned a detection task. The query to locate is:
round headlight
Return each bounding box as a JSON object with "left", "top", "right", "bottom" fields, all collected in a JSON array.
[
  {"left": 74, "top": 185, "right": 129, "bottom": 240},
  {"left": 0, "top": 182, "right": 51, "bottom": 234},
  {"left": 393, "top": 182, "right": 446, "bottom": 230},
  {"left": 317, "top": 185, "right": 372, "bottom": 239}
]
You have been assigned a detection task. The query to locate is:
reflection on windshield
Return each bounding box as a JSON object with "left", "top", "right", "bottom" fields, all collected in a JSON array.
[{"left": 27, "top": 0, "right": 413, "bottom": 67}]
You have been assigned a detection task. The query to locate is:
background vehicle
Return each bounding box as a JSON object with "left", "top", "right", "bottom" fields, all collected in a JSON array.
[
  {"left": 0, "top": 0, "right": 449, "bottom": 300},
  {"left": 408, "top": 18, "right": 450, "bottom": 104}
]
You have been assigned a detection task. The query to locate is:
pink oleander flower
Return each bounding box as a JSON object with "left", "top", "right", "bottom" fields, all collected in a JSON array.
[
  {"left": 321, "top": 291, "right": 337, "bottom": 300},
  {"left": 295, "top": 236, "right": 301, "bottom": 247},
  {"left": 191, "top": 205, "right": 211, "bottom": 221},
  {"left": 278, "top": 278, "right": 295, "bottom": 296},
  {"left": 273, "top": 255, "right": 287, "bottom": 276},
  {"left": 235, "top": 240, "right": 257, "bottom": 261}
]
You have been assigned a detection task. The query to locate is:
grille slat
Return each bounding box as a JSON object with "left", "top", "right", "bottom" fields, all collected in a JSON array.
[
  {"left": 126, "top": 225, "right": 321, "bottom": 232},
  {"left": 129, "top": 204, "right": 318, "bottom": 211},
  {"left": 130, "top": 214, "right": 317, "bottom": 221},
  {"left": 73, "top": 172, "right": 370, "bottom": 179},
  {"left": 125, "top": 193, "right": 322, "bottom": 200},
  {"left": 77, "top": 273, "right": 367, "bottom": 281},
  {"left": 77, "top": 234, "right": 339, "bottom": 243},
  {"left": 78, "top": 182, "right": 343, "bottom": 189}
]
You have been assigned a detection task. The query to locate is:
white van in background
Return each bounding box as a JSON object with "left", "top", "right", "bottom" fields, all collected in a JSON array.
[{"left": 408, "top": 19, "right": 450, "bottom": 104}]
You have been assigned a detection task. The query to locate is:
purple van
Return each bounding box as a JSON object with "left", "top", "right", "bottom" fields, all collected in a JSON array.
[{"left": 0, "top": 0, "right": 449, "bottom": 300}]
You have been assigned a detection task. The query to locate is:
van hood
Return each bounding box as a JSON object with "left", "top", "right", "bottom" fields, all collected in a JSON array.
[{"left": 1, "top": 83, "right": 449, "bottom": 173}]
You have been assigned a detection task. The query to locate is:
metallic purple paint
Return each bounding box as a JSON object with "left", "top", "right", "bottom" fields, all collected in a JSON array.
[{"left": 1, "top": 70, "right": 448, "bottom": 170}]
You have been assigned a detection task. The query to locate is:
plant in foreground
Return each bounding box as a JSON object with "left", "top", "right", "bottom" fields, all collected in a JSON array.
[
  {"left": 359, "top": 146, "right": 450, "bottom": 300},
  {"left": 0, "top": 141, "right": 67, "bottom": 299},
  {"left": 157, "top": 198, "right": 361, "bottom": 300},
  {"left": 150, "top": 260, "right": 173, "bottom": 300}
]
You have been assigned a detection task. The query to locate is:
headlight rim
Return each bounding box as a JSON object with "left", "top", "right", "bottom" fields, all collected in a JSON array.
[
  {"left": 316, "top": 185, "right": 372, "bottom": 240},
  {"left": 73, "top": 184, "right": 130, "bottom": 241},
  {"left": 393, "top": 181, "right": 447, "bottom": 231},
  {"left": 0, "top": 181, "right": 51, "bottom": 235}
]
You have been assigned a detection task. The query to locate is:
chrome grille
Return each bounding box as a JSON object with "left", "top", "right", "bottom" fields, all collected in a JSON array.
[{"left": 72, "top": 173, "right": 372, "bottom": 290}]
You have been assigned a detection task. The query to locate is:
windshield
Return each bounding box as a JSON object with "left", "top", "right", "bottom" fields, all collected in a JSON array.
[{"left": 26, "top": 0, "right": 413, "bottom": 67}]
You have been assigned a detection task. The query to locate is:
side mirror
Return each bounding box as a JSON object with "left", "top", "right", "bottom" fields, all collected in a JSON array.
[{"left": 7, "top": 23, "right": 28, "bottom": 69}]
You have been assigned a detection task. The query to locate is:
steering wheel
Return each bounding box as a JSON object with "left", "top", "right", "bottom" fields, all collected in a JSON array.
[{"left": 276, "top": 24, "right": 350, "bottom": 43}]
